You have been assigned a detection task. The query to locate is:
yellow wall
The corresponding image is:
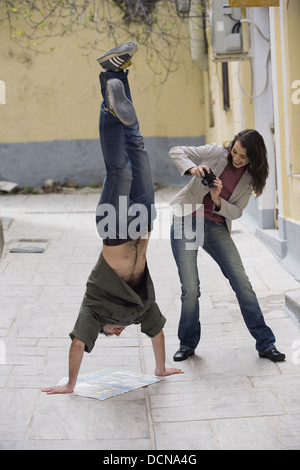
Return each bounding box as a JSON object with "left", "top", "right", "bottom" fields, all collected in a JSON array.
[
  {"left": 204, "top": 60, "right": 254, "bottom": 145},
  {"left": 1, "top": 0, "right": 298, "bottom": 224},
  {"left": 273, "top": 1, "right": 300, "bottom": 222},
  {"left": 203, "top": 1, "right": 300, "bottom": 226},
  {"left": 203, "top": 8, "right": 254, "bottom": 147},
  {"left": 0, "top": 15, "right": 206, "bottom": 144},
  {"left": 286, "top": 1, "right": 300, "bottom": 176}
]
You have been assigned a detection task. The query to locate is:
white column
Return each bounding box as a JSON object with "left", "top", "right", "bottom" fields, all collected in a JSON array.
[{"left": 250, "top": 7, "right": 276, "bottom": 229}]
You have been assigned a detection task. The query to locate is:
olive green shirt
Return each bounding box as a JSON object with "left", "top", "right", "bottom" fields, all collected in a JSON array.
[{"left": 70, "top": 253, "right": 166, "bottom": 352}]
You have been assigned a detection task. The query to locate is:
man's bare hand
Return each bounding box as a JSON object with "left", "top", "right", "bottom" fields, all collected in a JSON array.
[
  {"left": 41, "top": 384, "right": 74, "bottom": 395},
  {"left": 155, "top": 367, "right": 183, "bottom": 377}
]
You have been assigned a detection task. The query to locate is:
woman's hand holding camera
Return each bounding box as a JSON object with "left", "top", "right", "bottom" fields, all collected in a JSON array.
[
  {"left": 189, "top": 164, "right": 210, "bottom": 178},
  {"left": 189, "top": 165, "right": 222, "bottom": 208},
  {"left": 209, "top": 178, "right": 222, "bottom": 208}
]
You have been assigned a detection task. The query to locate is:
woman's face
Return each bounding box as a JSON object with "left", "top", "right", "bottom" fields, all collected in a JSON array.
[{"left": 231, "top": 140, "right": 250, "bottom": 168}]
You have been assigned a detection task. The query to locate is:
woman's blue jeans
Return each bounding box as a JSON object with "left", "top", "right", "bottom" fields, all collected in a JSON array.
[
  {"left": 96, "top": 70, "right": 156, "bottom": 243},
  {"left": 170, "top": 216, "right": 276, "bottom": 354}
]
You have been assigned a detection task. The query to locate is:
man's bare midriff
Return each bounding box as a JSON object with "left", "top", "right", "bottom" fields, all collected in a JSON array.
[{"left": 102, "top": 235, "right": 150, "bottom": 290}]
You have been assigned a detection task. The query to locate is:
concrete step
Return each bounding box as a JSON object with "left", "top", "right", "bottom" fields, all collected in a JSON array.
[{"left": 285, "top": 290, "right": 300, "bottom": 325}]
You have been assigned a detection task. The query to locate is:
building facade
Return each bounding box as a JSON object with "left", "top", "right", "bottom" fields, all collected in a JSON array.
[
  {"left": 0, "top": 0, "right": 299, "bottom": 279},
  {"left": 194, "top": 0, "right": 299, "bottom": 280},
  {"left": 0, "top": 3, "right": 206, "bottom": 188}
]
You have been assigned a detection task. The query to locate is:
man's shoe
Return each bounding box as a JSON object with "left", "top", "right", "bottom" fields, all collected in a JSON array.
[
  {"left": 173, "top": 348, "right": 195, "bottom": 362},
  {"left": 105, "top": 78, "right": 137, "bottom": 126},
  {"left": 97, "top": 41, "right": 139, "bottom": 72},
  {"left": 259, "top": 348, "right": 285, "bottom": 362}
]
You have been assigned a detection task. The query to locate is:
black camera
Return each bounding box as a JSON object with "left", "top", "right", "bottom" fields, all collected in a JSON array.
[{"left": 201, "top": 168, "right": 216, "bottom": 188}]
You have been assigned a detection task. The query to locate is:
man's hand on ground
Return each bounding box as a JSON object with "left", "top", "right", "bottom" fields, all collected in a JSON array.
[
  {"left": 41, "top": 384, "right": 74, "bottom": 394},
  {"left": 155, "top": 367, "right": 183, "bottom": 377}
]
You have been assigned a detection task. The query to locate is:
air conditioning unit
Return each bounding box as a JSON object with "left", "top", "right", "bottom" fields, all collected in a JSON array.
[{"left": 210, "top": 0, "right": 250, "bottom": 61}]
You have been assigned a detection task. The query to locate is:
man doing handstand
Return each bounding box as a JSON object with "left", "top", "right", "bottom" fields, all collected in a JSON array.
[{"left": 42, "top": 42, "right": 182, "bottom": 394}]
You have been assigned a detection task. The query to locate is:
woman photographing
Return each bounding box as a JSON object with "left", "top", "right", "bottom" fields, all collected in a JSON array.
[{"left": 169, "top": 129, "right": 285, "bottom": 363}]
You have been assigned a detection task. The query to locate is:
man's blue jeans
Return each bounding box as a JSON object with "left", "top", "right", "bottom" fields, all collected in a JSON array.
[
  {"left": 96, "top": 70, "right": 156, "bottom": 243},
  {"left": 170, "top": 216, "right": 276, "bottom": 354}
]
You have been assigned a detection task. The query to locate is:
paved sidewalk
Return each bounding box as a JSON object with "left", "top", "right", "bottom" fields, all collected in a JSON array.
[{"left": 0, "top": 187, "right": 300, "bottom": 450}]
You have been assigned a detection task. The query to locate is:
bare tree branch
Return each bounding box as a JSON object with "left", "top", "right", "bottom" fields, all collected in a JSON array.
[{"left": 0, "top": 0, "right": 196, "bottom": 83}]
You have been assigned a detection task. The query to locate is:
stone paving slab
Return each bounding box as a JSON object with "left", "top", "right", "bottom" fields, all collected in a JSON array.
[{"left": 0, "top": 189, "right": 300, "bottom": 451}]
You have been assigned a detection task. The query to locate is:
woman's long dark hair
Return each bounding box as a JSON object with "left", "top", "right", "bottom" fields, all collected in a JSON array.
[{"left": 225, "top": 129, "right": 269, "bottom": 196}]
